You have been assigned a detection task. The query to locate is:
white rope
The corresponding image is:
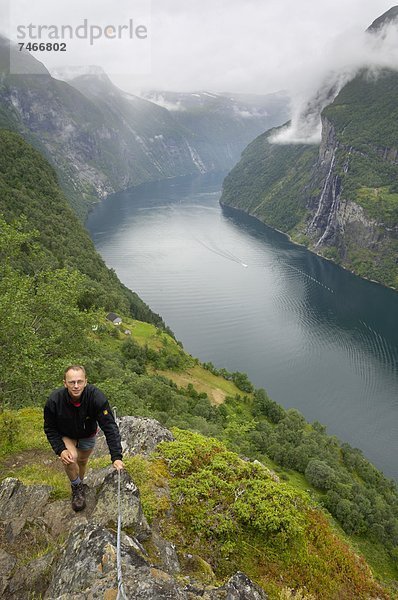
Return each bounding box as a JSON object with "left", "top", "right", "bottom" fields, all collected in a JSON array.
[{"left": 116, "top": 468, "right": 127, "bottom": 600}]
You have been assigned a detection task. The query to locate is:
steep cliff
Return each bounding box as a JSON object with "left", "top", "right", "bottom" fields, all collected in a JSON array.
[
  {"left": 142, "top": 89, "right": 290, "bottom": 172},
  {"left": 0, "top": 37, "right": 288, "bottom": 218},
  {"left": 220, "top": 67, "right": 398, "bottom": 290}
]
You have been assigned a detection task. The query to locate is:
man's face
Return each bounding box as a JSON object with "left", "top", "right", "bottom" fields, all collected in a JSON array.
[{"left": 64, "top": 368, "right": 87, "bottom": 400}]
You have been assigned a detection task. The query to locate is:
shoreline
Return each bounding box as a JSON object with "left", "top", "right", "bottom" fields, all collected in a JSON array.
[{"left": 219, "top": 200, "right": 397, "bottom": 294}]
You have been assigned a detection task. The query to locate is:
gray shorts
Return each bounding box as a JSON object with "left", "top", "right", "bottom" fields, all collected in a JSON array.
[{"left": 76, "top": 436, "right": 96, "bottom": 451}]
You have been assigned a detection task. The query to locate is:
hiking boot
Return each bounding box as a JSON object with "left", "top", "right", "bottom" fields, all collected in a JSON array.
[{"left": 71, "top": 482, "right": 86, "bottom": 512}]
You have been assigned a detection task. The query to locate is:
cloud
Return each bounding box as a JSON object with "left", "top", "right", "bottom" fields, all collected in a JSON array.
[
  {"left": 113, "top": 0, "right": 393, "bottom": 95},
  {"left": 271, "top": 20, "right": 398, "bottom": 144},
  {"left": 2, "top": 0, "right": 395, "bottom": 105},
  {"left": 142, "top": 93, "right": 186, "bottom": 112}
]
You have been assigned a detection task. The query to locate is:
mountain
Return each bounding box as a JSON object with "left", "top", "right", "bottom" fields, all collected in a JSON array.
[
  {"left": 0, "top": 128, "right": 169, "bottom": 407},
  {"left": 141, "top": 89, "right": 290, "bottom": 170},
  {"left": 1, "top": 126, "right": 398, "bottom": 597},
  {"left": 220, "top": 10, "right": 398, "bottom": 290},
  {"left": 0, "top": 38, "right": 289, "bottom": 218},
  {"left": 368, "top": 5, "right": 398, "bottom": 31}
]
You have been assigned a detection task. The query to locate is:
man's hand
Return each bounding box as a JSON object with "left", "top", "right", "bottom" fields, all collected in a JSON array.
[
  {"left": 60, "top": 449, "right": 75, "bottom": 465},
  {"left": 113, "top": 459, "right": 124, "bottom": 471}
]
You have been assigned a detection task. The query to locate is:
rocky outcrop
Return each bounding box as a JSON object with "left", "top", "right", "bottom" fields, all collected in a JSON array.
[
  {"left": 93, "top": 415, "right": 174, "bottom": 458},
  {"left": 0, "top": 417, "right": 268, "bottom": 600},
  {"left": 306, "top": 116, "right": 377, "bottom": 253},
  {"left": 304, "top": 115, "right": 397, "bottom": 271},
  {"left": 92, "top": 469, "right": 151, "bottom": 541}
]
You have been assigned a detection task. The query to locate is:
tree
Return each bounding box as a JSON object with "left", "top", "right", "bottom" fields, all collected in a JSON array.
[
  {"left": 0, "top": 217, "right": 98, "bottom": 408},
  {"left": 305, "top": 459, "right": 336, "bottom": 491}
]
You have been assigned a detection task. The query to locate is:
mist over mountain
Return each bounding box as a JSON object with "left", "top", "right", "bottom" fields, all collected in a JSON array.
[
  {"left": 0, "top": 38, "right": 289, "bottom": 218},
  {"left": 221, "top": 7, "right": 398, "bottom": 290},
  {"left": 272, "top": 5, "right": 398, "bottom": 145}
]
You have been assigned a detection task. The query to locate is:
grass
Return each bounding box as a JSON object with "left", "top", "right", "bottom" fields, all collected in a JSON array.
[
  {"left": 158, "top": 364, "right": 244, "bottom": 405},
  {"left": 0, "top": 407, "right": 47, "bottom": 458},
  {"left": 0, "top": 408, "right": 70, "bottom": 500},
  {"left": 1, "top": 463, "right": 70, "bottom": 500},
  {"left": 352, "top": 536, "right": 398, "bottom": 588},
  {"left": 261, "top": 454, "right": 315, "bottom": 494},
  {"left": 356, "top": 186, "right": 398, "bottom": 226},
  {"left": 93, "top": 314, "right": 244, "bottom": 407}
]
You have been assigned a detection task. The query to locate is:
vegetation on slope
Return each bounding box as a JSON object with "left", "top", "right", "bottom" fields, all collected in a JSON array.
[
  {"left": 221, "top": 69, "right": 398, "bottom": 290},
  {"left": 0, "top": 412, "right": 393, "bottom": 599},
  {"left": 220, "top": 127, "right": 318, "bottom": 232},
  {"left": 1, "top": 261, "right": 398, "bottom": 593},
  {"left": 1, "top": 128, "right": 398, "bottom": 596},
  {"left": 0, "top": 130, "right": 167, "bottom": 315}
]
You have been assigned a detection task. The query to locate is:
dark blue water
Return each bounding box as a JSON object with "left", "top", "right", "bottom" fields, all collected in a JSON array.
[{"left": 87, "top": 173, "right": 398, "bottom": 480}]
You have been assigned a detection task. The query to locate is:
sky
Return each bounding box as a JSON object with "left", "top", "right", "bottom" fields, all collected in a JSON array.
[
  {"left": 2, "top": 0, "right": 398, "bottom": 141},
  {"left": 130, "top": 0, "right": 396, "bottom": 95},
  {"left": 2, "top": 0, "right": 395, "bottom": 95}
]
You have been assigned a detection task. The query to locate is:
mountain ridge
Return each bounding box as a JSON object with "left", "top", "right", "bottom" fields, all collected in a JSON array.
[
  {"left": 220, "top": 13, "right": 398, "bottom": 290},
  {"left": 0, "top": 38, "right": 289, "bottom": 218}
]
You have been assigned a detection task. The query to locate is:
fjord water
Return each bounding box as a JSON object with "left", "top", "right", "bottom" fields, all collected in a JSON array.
[{"left": 87, "top": 173, "right": 398, "bottom": 480}]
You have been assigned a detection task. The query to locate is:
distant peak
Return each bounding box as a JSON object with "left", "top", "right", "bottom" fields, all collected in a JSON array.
[
  {"left": 367, "top": 6, "right": 398, "bottom": 32},
  {"left": 50, "top": 65, "right": 107, "bottom": 82}
]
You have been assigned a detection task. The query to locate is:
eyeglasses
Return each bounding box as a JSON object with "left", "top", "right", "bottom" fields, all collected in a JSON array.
[{"left": 65, "top": 380, "right": 85, "bottom": 386}]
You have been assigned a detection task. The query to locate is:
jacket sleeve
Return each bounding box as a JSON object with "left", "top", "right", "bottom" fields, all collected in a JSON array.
[
  {"left": 44, "top": 399, "right": 67, "bottom": 456},
  {"left": 94, "top": 389, "right": 123, "bottom": 462}
]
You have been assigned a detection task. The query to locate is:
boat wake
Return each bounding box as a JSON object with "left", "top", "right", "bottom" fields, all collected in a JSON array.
[{"left": 195, "top": 238, "right": 248, "bottom": 268}]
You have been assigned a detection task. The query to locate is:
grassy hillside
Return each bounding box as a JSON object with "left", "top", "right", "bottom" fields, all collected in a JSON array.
[
  {"left": 1, "top": 301, "right": 398, "bottom": 594},
  {"left": 0, "top": 129, "right": 170, "bottom": 405},
  {"left": 1, "top": 127, "right": 398, "bottom": 596}
]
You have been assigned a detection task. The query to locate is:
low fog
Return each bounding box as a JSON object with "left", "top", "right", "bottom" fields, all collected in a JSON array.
[{"left": 271, "top": 17, "right": 398, "bottom": 144}]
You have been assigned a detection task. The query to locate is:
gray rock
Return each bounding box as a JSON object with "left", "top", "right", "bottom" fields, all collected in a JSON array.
[
  {"left": 150, "top": 530, "right": 181, "bottom": 575},
  {"left": 0, "top": 548, "right": 16, "bottom": 597},
  {"left": 181, "top": 572, "right": 268, "bottom": 600},
  {"left": 45, "top": 522, "right": 187, "bottom": 599},
  {"left": 211, "top": 572, "right": 268, "bottom": 600},
  {"left": 0, "top": 478, "right": 51, "bottom": 521},
  {"left": 4, "top": 517, "right": 25, "bottom": 543},
  {"left": 6, "top": 551, "right": 55, "bottom": 599},
  {"left": 92, "top": 469, "right": 151, "bottom": 541},
  {"left": 93, "top": 415, "right": 174, "bottom": 458},
  {"left": 43, "top": 498, "right": 89, "bottom": 538},
  {"left": 85, "top": 465, "right": 114, "bottom": 489}
]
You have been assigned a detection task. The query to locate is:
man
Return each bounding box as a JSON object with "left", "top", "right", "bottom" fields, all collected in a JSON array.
[{"left": 44, "top": 365, "right": 124, "bottom": 511}]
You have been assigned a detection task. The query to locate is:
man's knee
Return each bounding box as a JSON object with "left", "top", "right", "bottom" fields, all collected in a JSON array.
[
  {"left": 69, "top": 449, "right": 79, "bottom": 463},
  {"left": 62, "top": 437, "right": 78, "bottom": 463}
]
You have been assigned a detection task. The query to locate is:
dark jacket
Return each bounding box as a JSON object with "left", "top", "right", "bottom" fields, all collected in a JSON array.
[{"left": 44, "top": 384, "right": 123, "bottom": 462}]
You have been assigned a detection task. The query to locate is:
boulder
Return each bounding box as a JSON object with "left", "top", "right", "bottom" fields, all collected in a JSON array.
[
  {"left": 210, "top": 572, "right": 269, "bottom": 600},
  {"left": 149, "top": 530, "right": 181, "bottom": 575},
  {"left": 6, "top": 551, "right": 55, "bottom": 599},
  {"left": 0, "top": 478, "right": 51, "bottom": 521},
  {"left": 45, "top": 522, "right": 187, "bottom": 599},
  {"left": 85, "top": 465, "right": 114, "bottom": 489},
  {"left": 0, "top": 548, "right": 16, "bottom": 597},
  {"left": 93, "top": 416, "right": 174, "bottom": 459},
  {"left": 92, "top": 469, "right": 151, "bottom": 541},
  {"left": 43, "top": 498, "right": 89, "bottom": 538}
]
